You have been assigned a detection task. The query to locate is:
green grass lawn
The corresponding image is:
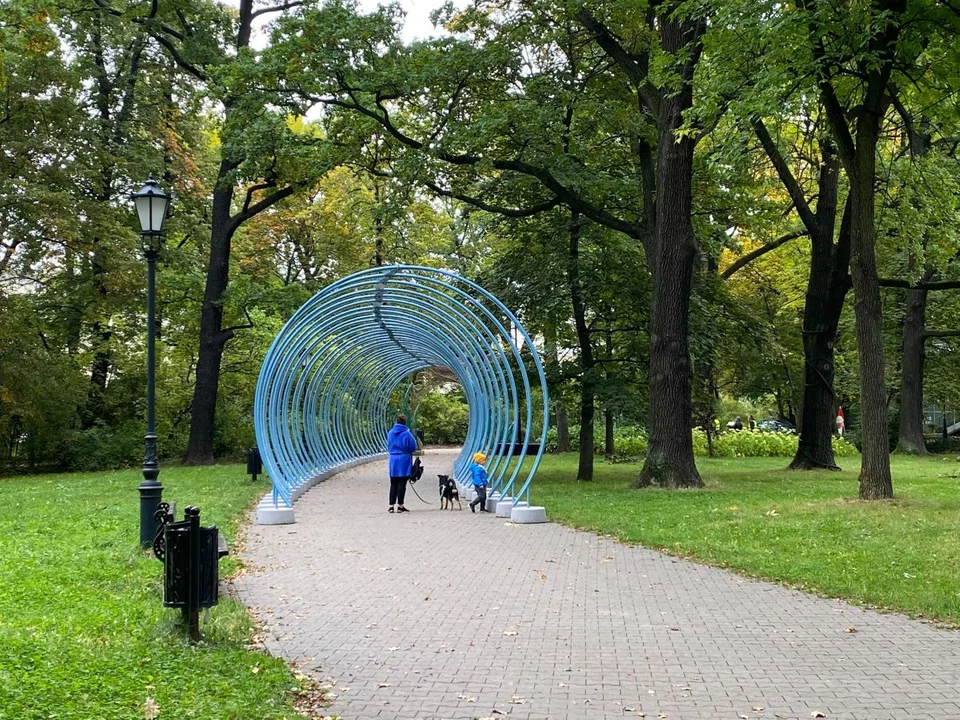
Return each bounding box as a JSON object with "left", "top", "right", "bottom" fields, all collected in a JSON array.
[
  {"left": 0, "top": 465, "right": 307, "bottom": 720},
  {"left": 529, "top": 453, "right": 960, "bottom": 626}
]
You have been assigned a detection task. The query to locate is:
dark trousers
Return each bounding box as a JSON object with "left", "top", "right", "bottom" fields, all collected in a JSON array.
[
  {"left": 389, "top": 476, "right": 408, "bottom": 506},
  {"left": 470, "top": 485, "right": 487, "bottom": 510}
]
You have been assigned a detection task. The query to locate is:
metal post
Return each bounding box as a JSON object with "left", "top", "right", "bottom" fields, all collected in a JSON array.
[
  {"left": 139, "top": 247, "right": 163, "bottom": 547},
  {"left": 185, "top": 505, "right": 201, "bottom": 642}
]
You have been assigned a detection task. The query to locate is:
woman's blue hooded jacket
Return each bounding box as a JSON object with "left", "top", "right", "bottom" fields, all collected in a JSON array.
[{"left": 386, "top": 423, "right": 418, "bottom": 477}]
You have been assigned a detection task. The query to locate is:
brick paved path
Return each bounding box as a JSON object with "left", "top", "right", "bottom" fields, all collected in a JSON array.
[{"left": 234, "top": 449, "right": 960, "bottom": 720}]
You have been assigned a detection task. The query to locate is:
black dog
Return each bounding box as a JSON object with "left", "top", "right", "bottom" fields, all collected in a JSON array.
[{"left": 438, "top": 474, "right": 462, "bottom": 510}]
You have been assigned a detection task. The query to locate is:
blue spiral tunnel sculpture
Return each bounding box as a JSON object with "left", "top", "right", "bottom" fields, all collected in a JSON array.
[{"left": 253, "top": 265, "right": 549, "bottom": 524}]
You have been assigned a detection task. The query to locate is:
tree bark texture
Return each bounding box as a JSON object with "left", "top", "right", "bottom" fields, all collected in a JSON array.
[
  {"left": 184, "top": 172, "right": 235, "bottom": 464},
  {"left": 896, "top": 286, "right": 929, "bottom": 454},
  {"left": 790, "top": 186, "right": 852, "bottom": 470},
  {"left": 568, "top": 211, "right": 594, "bottom": 481},
  {"left": 635, "top": 15, "right": 704, "bottom": 489},
  {"left": 848, "top": 140, "right": 893, "bottom": 498},
  {"left": 556, "top": 404, "right": 571, "bottom": 452}
]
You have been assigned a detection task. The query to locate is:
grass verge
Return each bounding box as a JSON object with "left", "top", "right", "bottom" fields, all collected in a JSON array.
[
  {"left": 0, "top": 464, "right": 310, "bottom": 720},
  {"left": 530, "top": 454, "right": 960, "bottom": 626}
]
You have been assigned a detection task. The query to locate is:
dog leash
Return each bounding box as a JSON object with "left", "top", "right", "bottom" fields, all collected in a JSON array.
[{"left": 407, "top": 480, "right": 435, "bottom": 505}]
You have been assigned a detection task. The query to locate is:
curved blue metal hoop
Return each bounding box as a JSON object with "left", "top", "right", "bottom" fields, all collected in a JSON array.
[{"left": 254, "top": 265, "right": 549, "bottom": 510}]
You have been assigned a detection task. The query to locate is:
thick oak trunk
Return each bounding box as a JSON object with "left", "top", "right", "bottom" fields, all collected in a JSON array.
[
  {"left": 183, "top": 174, "right": 234, "bottom": 464},
  {"left": 849, "top": 145, "right": 893, "bottom": 499},
  {"left": 896, "top": 286, "right": 929, "bottom": 454},
  {"left": 635, "top": 48, "right": 703, "bottom": 488},
  {"left": 791, "top": 191, "right": 852, "bottom": 470}
]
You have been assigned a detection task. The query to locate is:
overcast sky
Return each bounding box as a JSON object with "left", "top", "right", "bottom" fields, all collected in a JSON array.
[{"left": 356, "top": 0, "right": 455, "bottom": 42}]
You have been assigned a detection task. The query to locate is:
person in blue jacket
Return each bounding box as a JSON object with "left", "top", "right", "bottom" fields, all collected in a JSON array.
[
  {"left": 468, "top": 452, "right": 489, "bottom": 513},
  {"left": 386, "top": 415, "right": 418, "bottom": 513}
]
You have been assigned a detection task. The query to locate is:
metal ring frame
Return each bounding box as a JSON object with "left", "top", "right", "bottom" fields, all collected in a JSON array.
[{"left": 254, "top": 265, "right": 549, "bottom": 509}]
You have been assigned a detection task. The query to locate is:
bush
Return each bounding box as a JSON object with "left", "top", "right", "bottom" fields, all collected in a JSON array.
[
  {"left": 545, "top": 424, "right": 859, "bottom": 459},
  {"left": 60, "top": 423, "right": 144, "bottom": 472}
]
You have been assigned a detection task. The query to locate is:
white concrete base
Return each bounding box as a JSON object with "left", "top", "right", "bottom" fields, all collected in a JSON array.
[
  {"left": 257, "top": 454, "right": 387, "bottom": 524},
  {"left": 495, "top": 497, "right": 514, "bottom": 517},
  {"left": 485, "top": 492, "right": 501, "bottom": 513},
  {"left": 256, "top": 499, "right": 296, "bottom": 524},
  {"left": 510, "top": 505, "right": 548, "bottom": 524}
]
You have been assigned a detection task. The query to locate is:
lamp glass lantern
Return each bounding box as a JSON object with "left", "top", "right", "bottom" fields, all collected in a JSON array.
[{"left": 132, "top": 178, "right": 171, "bottom": 252}]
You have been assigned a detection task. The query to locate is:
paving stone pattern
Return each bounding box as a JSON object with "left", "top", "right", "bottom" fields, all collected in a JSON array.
[{"left": 234, "top": 449, "right": 960, "bottom": 720}]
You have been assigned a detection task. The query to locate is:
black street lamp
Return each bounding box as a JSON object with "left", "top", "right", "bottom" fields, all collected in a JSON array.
[{"left": 132, "top": 178, "right": 171, "bottom": 547}]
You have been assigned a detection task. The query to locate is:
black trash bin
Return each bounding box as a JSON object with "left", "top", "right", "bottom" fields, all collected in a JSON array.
[
  {"left": 154, "top": 504, "right": 226, "bottom": 640},
  {"left": 246, "top": 447, "right": 262, "bottom": 481}
]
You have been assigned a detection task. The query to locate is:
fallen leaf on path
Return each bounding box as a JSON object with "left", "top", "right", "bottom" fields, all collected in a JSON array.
[
  {"left": 844, "top": 626, "right": 857, "bottom": 633},
  {"left": 539, "top": 573, "right": 547, "bottom": 580},
  {"left": 509, "top": 696, "right": 526, "bottom": 704},
  {"left": 503, "top": 630, "right": 518, "bottom": 636},
  {"left": 603, "top": 556, "right": 614, "bottom": 562},
  {"left": 378, "top": 683, "right": 391, "bottom": 688},
  {"left": 811, "top": 712, "right": 826, "bottom": 718},
  {"left": 752, "top": 707, "right": 764, "bottom": 712}
]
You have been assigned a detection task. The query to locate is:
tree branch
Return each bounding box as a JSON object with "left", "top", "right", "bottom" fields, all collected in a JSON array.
[
  {"left": 576, "top": 7, "right": 659, "bottom": 115},
  {"left": 251, "top": 1, "right": 304, "bottom": 20},
  {"left": 423, "top": 181, "right": 561, "bottom": 217},
  {"left": 923, "top": 329, "right": 960, "bottom": 339},
  {"left": 229, "top": 185, "right": 296, "bottom": 232},
  {"left": 721, "top": 230, "right": 809, "bottom": 279},
  {"left": 879, "top": 278, "right": 960, "bottom": 290},
  {"left": 751, "top": 117, "right": 819, "bottom": 235},
  {"left": 220, "top": 306, "right": 255, "bottom": 341},
  {"left": 151, "top": 33, "right": 207, "bottom": 81}
]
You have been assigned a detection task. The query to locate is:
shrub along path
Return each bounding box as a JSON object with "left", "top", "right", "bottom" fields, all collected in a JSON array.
[{"left": 236, "top": 449, "right": 960, "bottom": 720}]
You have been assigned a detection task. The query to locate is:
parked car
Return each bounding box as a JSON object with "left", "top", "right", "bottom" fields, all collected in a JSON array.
[{"left": 756, "top": 418, "right": 797, "bottom": 434}]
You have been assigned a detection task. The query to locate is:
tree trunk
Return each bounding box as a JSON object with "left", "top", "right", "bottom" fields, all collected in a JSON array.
[
  {"left": 791, "top": 188, "right": 852, "bottom": 470},
  {"left": 556, "top": 404, "right": 570, "bottom": 452},
  {"left": 849, "top": 142, "right": 893, "bottom": 499},
  {"left": 604, "top": 408, "right": 614, "bottom": 459},
  {"left": 896, "top": 285, "right": 929, "bottom": 454},
  {"left": 635, "top": 15, "right": 703, "bottom": 489},
  {"left": 184, "top": 173, "right": 234, "bottom": 464},
  {"left": 568, "top": 211, "right": 594, "bottom": 480}
]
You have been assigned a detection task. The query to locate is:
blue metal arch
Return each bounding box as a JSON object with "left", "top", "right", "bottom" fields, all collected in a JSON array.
[{"left": 254, "top": 265, "right": 549, "bottom": 513}]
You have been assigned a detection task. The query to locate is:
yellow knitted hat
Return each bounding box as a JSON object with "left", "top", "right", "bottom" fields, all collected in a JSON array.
[{"left": 473, "top": 452, "right": 486, "bottom": 463}]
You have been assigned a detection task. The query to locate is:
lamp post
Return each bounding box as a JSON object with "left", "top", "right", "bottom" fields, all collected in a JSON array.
[{"left": 132, "top": 178, "right": 171, "bottom": 547}]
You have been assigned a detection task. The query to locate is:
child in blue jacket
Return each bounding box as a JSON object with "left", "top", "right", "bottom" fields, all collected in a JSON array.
[{"left": 468, "top": 452, "right": 489, "bottom": 513}]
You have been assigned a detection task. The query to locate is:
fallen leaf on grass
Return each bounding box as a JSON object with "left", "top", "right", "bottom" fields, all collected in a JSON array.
[
  {"left": 143, "top": 697, "right": 159, "bottom": 719},
  {"left": 765, "top": 509, "right": 779, "bottom": 516},
  {"left": 251, "top": 666, "right": 261, "bottom": 674}
]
